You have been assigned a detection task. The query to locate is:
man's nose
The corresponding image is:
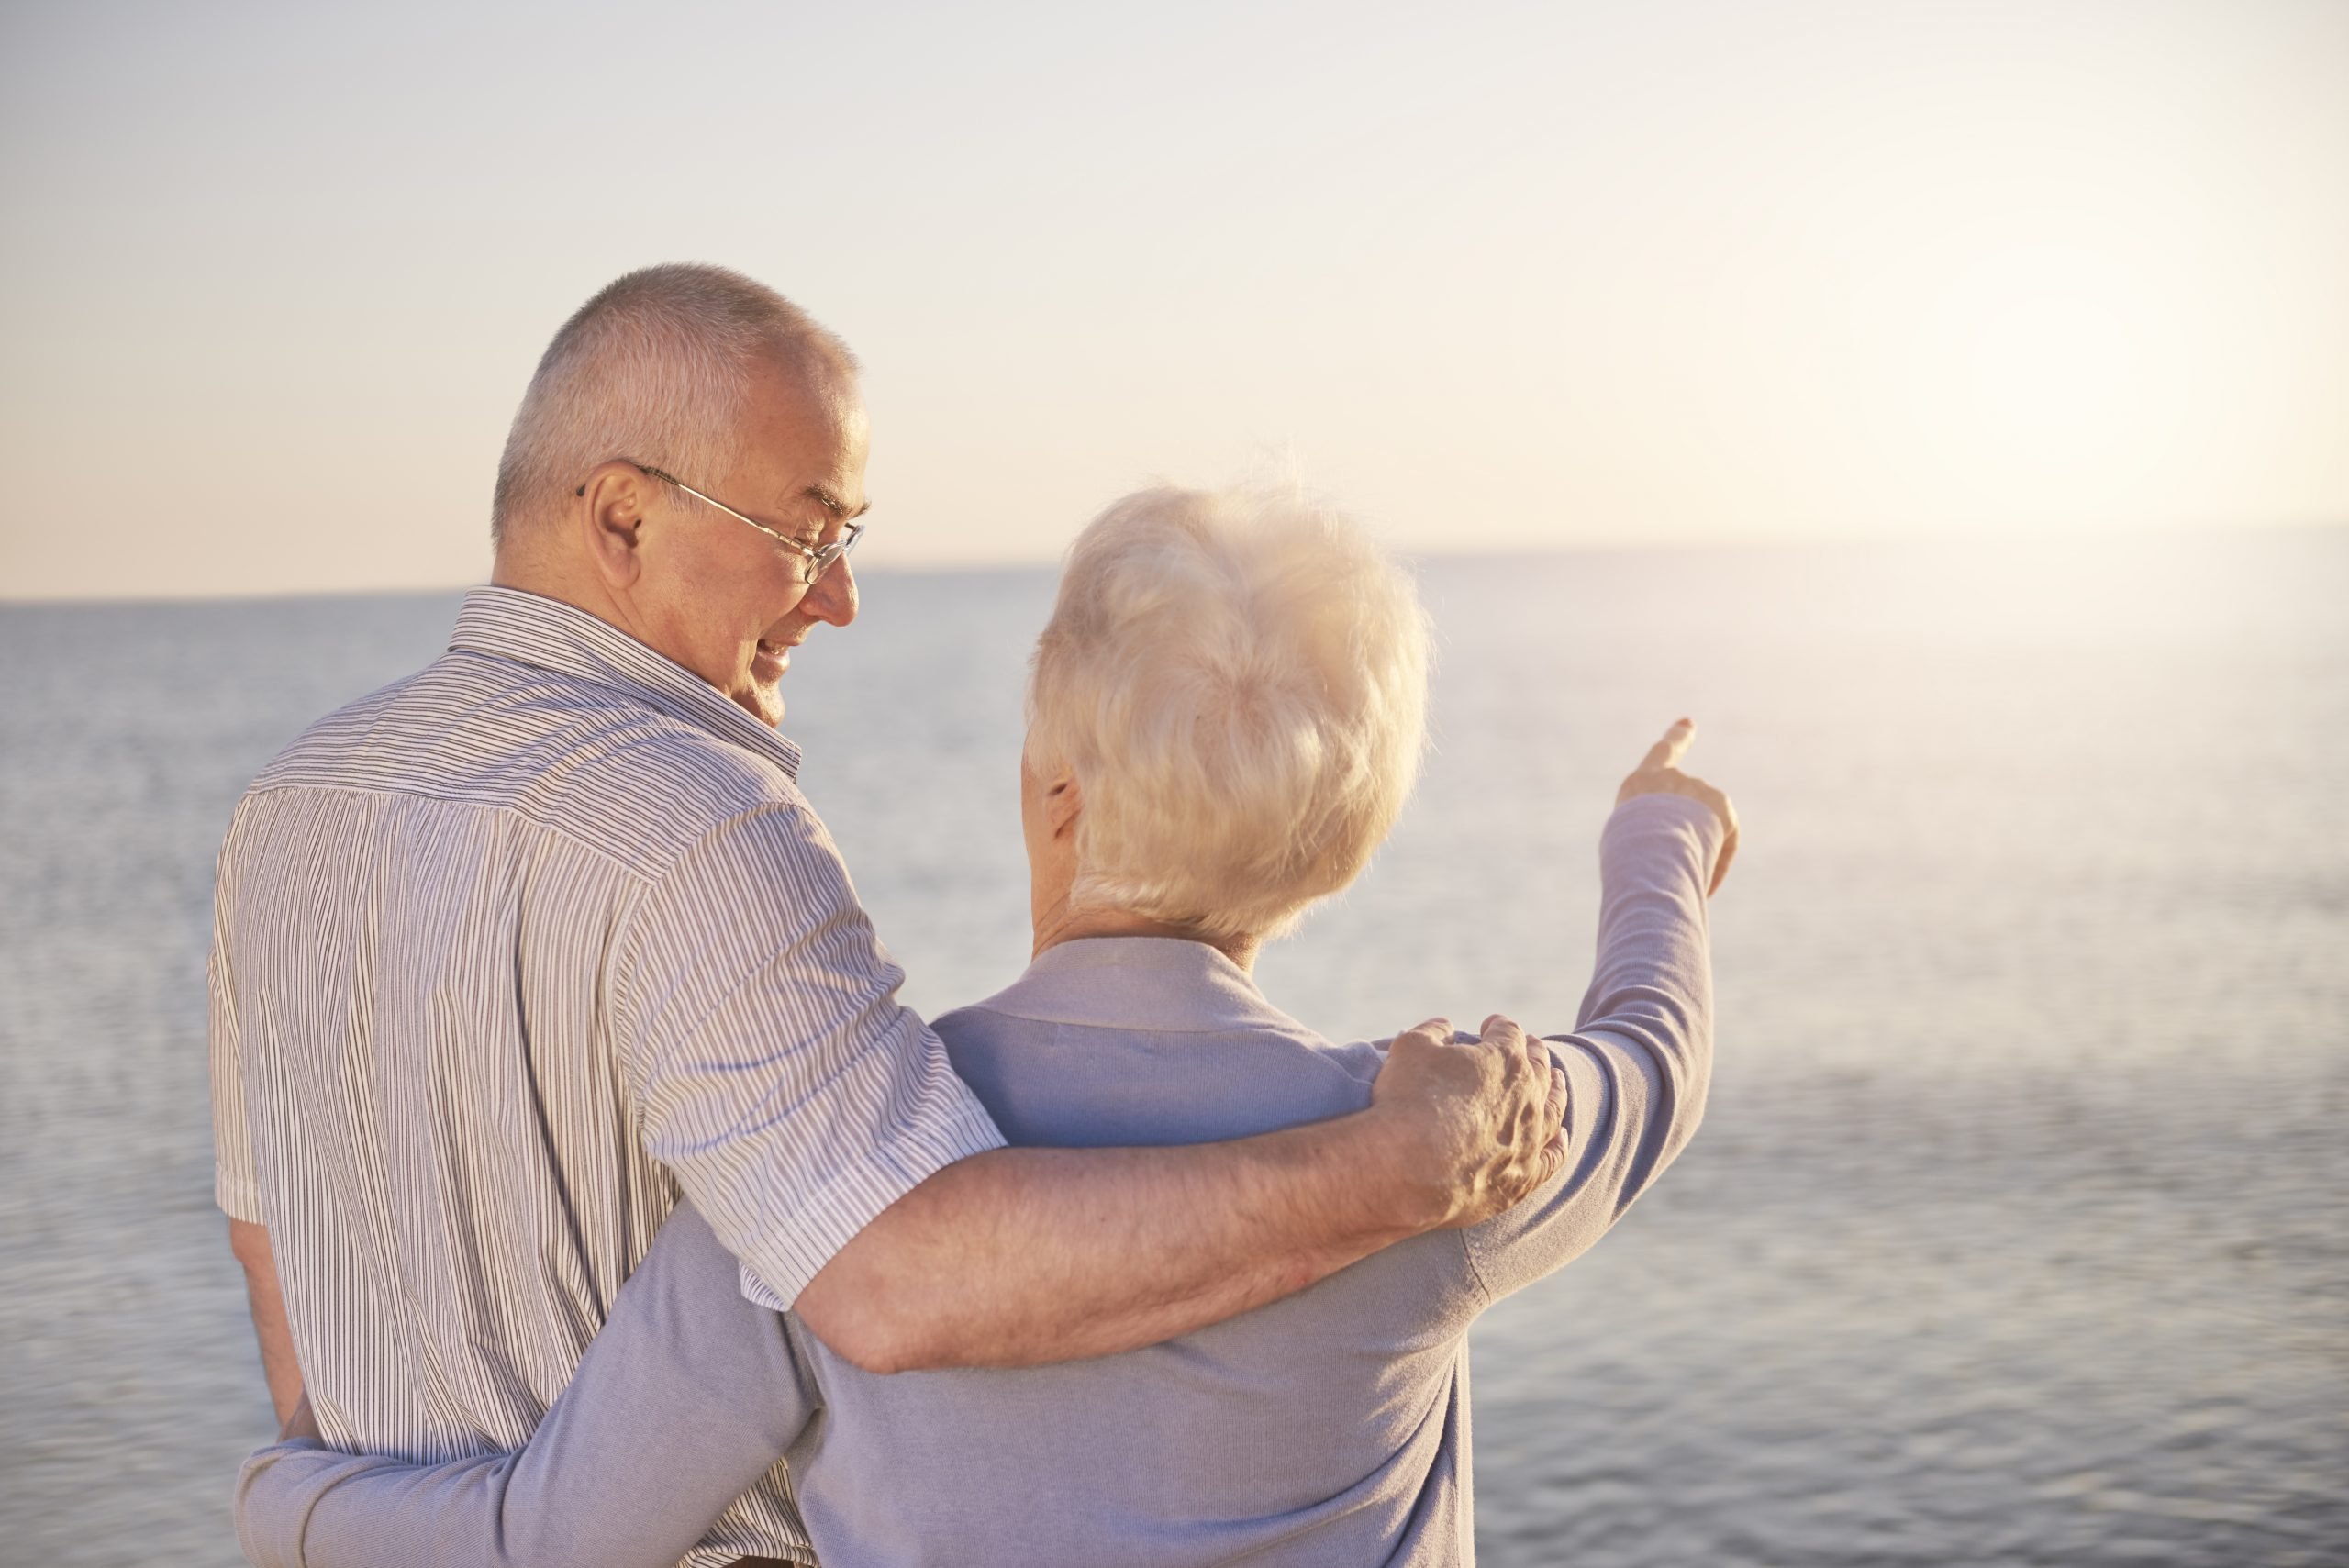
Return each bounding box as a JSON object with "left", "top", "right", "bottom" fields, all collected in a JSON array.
[{"left": 805, "top": 554, "right": 858, "bottom": 627}]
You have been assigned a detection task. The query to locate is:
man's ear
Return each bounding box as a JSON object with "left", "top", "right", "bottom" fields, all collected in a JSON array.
[
  {"left": 575, "top": 463, "right": 649, "bottom": 589},
  {"left": 1043, "top": 768, "right": 1084, "bottom": 839}
]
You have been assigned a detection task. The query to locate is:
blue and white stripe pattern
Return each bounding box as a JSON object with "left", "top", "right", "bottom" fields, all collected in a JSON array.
[{"left": 209, "top": 586, "right": 1005, "bottom": 1566}]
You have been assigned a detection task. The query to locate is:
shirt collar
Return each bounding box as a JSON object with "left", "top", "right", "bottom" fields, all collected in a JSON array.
[
  {"left": 446, "top": 586, "right": 803, "bottom": 778},
  {"left": 974, "top": 937, "right": 1310, "bottom": 1037}
]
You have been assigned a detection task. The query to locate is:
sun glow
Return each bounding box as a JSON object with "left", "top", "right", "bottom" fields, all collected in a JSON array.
[
  {"left": 1943, "top": 239, "right": 2165, "bottom": 459},
  {"left": 0, "top": 1, "right": 2341, "bottom": 597}
]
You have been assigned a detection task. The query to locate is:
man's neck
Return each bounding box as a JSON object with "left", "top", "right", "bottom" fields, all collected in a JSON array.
[
  {"left": 491, "top": 556, "right": 626, "bottom": 632},
  {"left": 490, "top": 557, "right": 761, "bottom": 718}
]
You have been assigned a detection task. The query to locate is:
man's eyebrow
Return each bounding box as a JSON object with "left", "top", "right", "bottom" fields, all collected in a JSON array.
[{"left": 805, "top": 485, "right": 872, "bottom": 521}]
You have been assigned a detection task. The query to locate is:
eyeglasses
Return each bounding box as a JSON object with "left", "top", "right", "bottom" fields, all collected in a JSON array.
[{"left": 582, "top": 461, "right": 864, "bottom": 584}]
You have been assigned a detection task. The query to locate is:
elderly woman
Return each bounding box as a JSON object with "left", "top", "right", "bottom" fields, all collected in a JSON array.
[{"left": 237, "top": 484, "right": 1734, "bottom": 1568}]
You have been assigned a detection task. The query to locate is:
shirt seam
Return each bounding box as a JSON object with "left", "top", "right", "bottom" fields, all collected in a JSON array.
[
  {"left": 1454, "top": 1039, "right": 1572, "bottom": 1306},
  {"left": 1454, "top": 1222, "right": 1489, "bottom": 1306},
  {"left": 231, "top": 779, "right": 663, "bottom": 884},
  {"left": 600, "top": 796, "right": 844, "bottom": 1114},
  {"left": 1463, "top": 1038, "right": 1615, "bottom": 1304}
]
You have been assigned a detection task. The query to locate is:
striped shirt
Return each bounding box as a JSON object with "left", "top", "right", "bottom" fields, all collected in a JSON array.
[{"left": 208, "top": 586, "right": 1006, "bottom": 1567}]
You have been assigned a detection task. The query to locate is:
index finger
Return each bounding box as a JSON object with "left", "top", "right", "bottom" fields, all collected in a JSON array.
[{"left": 1640, "top": 717, "right": 1696, "bottom": 772}]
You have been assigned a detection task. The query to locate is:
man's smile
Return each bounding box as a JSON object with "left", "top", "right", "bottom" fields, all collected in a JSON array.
[{"left": 753, "top": 638, "right": 797, "bottom": 680}]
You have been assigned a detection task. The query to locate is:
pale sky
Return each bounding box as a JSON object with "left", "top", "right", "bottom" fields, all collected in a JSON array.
[{"left": 3, "top": 0, "right": 2343, "bottom": 599}]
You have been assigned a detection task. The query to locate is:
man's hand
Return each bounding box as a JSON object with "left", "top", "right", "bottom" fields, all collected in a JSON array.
[
  {"left": 1369, "top": 1014, "right": 1568, "bottom": 1230},
  {"left": 1618, "top": 717, "right": 1739, "bottom": 895}
]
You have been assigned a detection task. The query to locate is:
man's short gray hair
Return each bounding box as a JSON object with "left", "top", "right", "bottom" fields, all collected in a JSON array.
[
  {"left": 491, "top": 263, "right": 856, "bottom": 544},
  {"left": 1027, "top": 484, "right": 1431, "bottom": 943}
]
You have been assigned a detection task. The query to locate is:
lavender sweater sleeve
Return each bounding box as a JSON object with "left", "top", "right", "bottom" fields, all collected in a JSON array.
[
  {"left": 1464, "top": 790, "right": 1723, "bottom": 1299},
  {"left": 235, "top": 1204, "right": 813, "bottom": 1568}
]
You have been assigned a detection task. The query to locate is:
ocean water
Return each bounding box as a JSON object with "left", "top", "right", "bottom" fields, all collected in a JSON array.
[{"left": 2, "top": 528, "right": 2343, "bottom": 1566}]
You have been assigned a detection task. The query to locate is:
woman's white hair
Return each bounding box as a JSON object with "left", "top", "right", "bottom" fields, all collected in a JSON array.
[
  {"left": 491, "top": 263, "right": 855, "bottom": 543},
  {"left": 1028, "top": 483, "right": 1431, "bottom": 942}
]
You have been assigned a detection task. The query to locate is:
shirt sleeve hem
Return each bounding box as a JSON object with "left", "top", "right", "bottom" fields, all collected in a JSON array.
[
  {"left": 732, "top": 1090, "right": 1008, "bottom": 1311},
  {"left": 217, "top": 1167, "right": 264, "bottom": 1223}
]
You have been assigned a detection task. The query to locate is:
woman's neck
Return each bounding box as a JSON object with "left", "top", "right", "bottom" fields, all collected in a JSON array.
[{"left": 1031, "top": 902, "right": 1260, "bottom": 973}]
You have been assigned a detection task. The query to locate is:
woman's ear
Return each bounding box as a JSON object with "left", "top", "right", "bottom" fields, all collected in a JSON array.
[{"left": 1043, "top": 769, "right": 1083, "bottom": 839}]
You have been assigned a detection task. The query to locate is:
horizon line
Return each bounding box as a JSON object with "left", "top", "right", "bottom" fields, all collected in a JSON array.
[{"left": 4, "top": 515, "right": 2343, "bottom": 609}]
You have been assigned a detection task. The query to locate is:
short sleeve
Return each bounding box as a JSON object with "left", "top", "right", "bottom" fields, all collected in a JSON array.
[
  {"left": 611, "top": 798, "right": 1006, "bottom": 1308},
  {"left": 209, "top": 847, "right": 264, "bottom": 1223}
]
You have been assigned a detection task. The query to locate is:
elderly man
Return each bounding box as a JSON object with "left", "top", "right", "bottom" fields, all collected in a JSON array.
[{"left": 209, "top": 264, "right": 1564, "bottom": 1566}]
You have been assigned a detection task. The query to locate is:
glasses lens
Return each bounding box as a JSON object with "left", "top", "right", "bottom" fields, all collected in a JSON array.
[{"left": 803, "top": 525, "right": 862, "bottom": 584}]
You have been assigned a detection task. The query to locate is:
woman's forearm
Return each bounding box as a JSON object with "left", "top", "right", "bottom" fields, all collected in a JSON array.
[
  {"left": 1568, "top": 792, "right": 1722, "bottom": 1187},
  {"left": 239, "top": 1205, "right": 811, "bottom": 1568}
]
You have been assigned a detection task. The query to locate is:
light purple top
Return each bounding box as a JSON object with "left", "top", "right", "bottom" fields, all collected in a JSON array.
[{"left": 236, "top": 792, "right": 1724, "bottom": 1568}]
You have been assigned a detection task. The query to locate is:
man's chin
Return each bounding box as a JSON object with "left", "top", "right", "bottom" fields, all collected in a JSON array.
[{"left": 728, "top": 679, "right": 785, "bottom": 729}]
